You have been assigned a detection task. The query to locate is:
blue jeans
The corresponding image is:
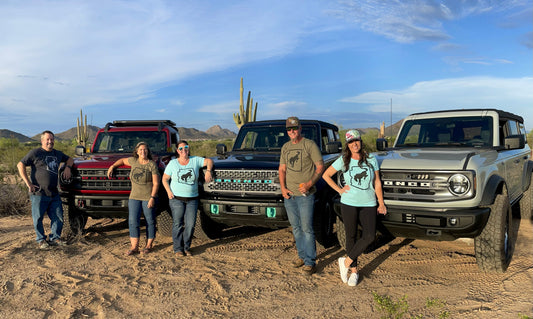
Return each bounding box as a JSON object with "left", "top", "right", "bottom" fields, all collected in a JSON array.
[
  {"left": 284, "top": 194, "right": 316, "bottom": 266},
  {"left": 128, "top": 199, "right": 156, "bottom": 239},
  {"left": 169, "top": 198, "right": 198, "bottom": 253},
  {"left": 30, "top": 194, "right": 63, "bottom": 242}
]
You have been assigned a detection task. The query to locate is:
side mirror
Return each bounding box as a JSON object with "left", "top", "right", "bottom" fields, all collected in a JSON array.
[
  {"left": 376, "top": 138, "right": 388, "bottom": 151},
  {"left": 504, "top": 135, "right": 525, "bottom": 149},
  {"left": 216, "top": 143, "right": 227, "bottom": 155},
  {"left": 325, "top": 141, "right": 342, "bottom": 154},
  {"left": 75, "top": 145, "right": 86, "bottom": 156}
]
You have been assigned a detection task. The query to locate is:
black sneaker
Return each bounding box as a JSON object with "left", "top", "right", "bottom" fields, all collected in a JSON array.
[
  {"left": 39, "top": 240, "right": 50, "bottom": 250},
  {"left": 49, "top": 239, "right": 67, "bottom": 246}
]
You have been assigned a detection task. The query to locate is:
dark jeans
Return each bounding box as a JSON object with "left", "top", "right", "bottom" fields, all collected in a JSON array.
[
  {"left": 128, "top": 199, "right": 156, "bottom": 239},
  {"left": 284, "top": 194, "right": 316, "bottom": 266},
  {"left": 30, "top": 194, "right": 63, "bottom": 242},
  {"left": 341, "top": 203, "right": 377, "bottom": 268},
  {"left": 169, "top": 198, "right": 198, "bottom": 253}
]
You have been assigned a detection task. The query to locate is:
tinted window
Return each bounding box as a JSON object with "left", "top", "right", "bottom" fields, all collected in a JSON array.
[
  {"left": 396, "top": 116, "right": 493, "bottom": 147},
  {"left": 92, "top": 131, "right": 168, "bottom": 153}
]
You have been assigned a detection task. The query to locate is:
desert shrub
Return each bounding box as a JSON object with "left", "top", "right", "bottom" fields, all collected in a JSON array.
[
  {"left": 188, "top": 139, "right": 234, "bottom": 158},
  {"left": 372, "top": 292, "right": 450, "bottom": 319},
  {"left": 0, "top": 176, "right": 30, "bottom": 216}
]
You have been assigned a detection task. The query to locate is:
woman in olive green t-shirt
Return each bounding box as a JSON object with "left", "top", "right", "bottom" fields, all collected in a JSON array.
[{"left": 107, "top": 142, "right": 160, "bottom": 256}]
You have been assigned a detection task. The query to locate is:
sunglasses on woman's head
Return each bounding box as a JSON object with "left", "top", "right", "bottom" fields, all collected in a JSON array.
[{"left": 178, "top": 145, "right": 189, "bottom": 151}]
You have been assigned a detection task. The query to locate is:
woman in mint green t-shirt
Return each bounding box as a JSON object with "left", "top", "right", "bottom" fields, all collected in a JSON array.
[
  {"left": 322, "top": 129, "right": 387, "bottom": 286},
  {"left": 162, "top": 140, "right": 213, "bottom": 257}
]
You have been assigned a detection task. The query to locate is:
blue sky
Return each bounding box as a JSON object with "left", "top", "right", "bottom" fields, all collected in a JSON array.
[{"left": 1, "top": 0, "right": 532, "bottom": 137}]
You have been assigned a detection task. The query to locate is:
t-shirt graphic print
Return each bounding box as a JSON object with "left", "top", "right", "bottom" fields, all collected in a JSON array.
[
  {"left": 287, "top": 150, "right": 302, "bottom": 171},
  {"left": 131, "top": 167, "right": 150, "bottom": 184},
  {"left": 348, "top": 166, "right": 371, "bottom": 190},
  {"left": 45, "top": 156, "right": 60, "bottom": 175},
  {"left": 178, "top": 168, "right": 195, "bottom": 185}
]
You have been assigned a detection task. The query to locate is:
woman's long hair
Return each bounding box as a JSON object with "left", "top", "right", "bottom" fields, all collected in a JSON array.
[
  {"left": 132, "top": 142, "right": 153, "bottom": 160},
  {"left": 342, "top": 140, "right": 369, "bottom": 172}
]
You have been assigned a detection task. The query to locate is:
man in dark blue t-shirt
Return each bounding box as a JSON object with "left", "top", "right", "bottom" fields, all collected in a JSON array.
[{"left": 18, "top": 130, "right": 74, "bottom": 249}]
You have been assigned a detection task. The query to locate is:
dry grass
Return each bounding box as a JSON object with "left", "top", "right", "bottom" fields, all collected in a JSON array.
[{"left": 0, "top": 179, "right": 30, "bottom": 216}]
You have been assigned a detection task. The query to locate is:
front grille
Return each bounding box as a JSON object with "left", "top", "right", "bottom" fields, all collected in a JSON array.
[
  {"left": 381, "top": 170, "right": 475, "bottom": 202},
  {"left": 78, "top": 168, "right": 131, "bottom": 191},
  {"left": 203, "top": 169, "right": 281, "bottom": 195}
]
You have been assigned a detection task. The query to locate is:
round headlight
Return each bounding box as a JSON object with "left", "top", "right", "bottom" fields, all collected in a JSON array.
[{"left": 448, "top": 174, "right": 470, "bottom": 196}]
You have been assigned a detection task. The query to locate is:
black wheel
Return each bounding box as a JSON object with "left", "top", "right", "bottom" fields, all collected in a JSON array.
[
  {"left": 313, "top": 196, "right": 338, "bottom": 248},
  {"left": 475, "top": 186, "right": 515, "bottom": 272},
  {"left": 335, "top": 216, "right": 346, "bottom": 252},
  {"left": 62, "top": 203, "right": 87, "bottom": 238},
  {"left": 519, "top": 174, "right": 532, "bottom": 220},
  {"left": 194, "top": 209, "right": 224, "bottom": 240},
  {"left": 156, "top": 209, "right": 173, "bottom": 237}
]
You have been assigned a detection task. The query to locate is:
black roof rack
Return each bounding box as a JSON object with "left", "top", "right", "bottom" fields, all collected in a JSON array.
[{"left": 104, "top": 120, "right": 177, "bottom": 132}]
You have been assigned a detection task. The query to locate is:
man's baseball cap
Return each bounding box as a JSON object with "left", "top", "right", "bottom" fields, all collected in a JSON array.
[
  {"left": 345, "top": 129, "right": 361, "bottom": 143},
  {"left": 286, "top": 116, "right": 300, "bottom": 127}
]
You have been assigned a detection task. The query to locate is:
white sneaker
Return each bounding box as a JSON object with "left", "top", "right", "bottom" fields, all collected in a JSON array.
[
  {"left": 347, "top": 272, "right": 359, "bottom": 286},
  {"left": 338, "top": 257, "right": 348, "bottom": 283}
]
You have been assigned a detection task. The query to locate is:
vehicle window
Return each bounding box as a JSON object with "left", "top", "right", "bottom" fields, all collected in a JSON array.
[
  {"left": 518, "top": 122, "right": 527, "bottom": 143},
  {"left": 232, "top": 125, "right": 320, "bottom": 151},
  {"left": 396, "top": 116, "right": 493, "bottom": 147},
  {"left": 92, "top": 131, "right": 167, "bottom": 153},
  {"left": 507, "top": 120, "right": 519, "bottom": 136}
]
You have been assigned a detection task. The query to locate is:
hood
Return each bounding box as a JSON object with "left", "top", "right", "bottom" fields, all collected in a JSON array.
[
  {"left": 375, "top": 148, "right": 488, "bottom": 171},
  {"left": 212, "top": 152, "right": 281, "bottom": 170}
]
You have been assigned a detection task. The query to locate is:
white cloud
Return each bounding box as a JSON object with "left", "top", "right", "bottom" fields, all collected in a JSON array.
[
  {"left": 0, "top": 0, "right": 324, "bottom": 118},
  {"left": 332, "top": 0, "right": 530, "bottom": 43},
  {"left": 339, "top": 76, "right": 533, "bottom": 128}
]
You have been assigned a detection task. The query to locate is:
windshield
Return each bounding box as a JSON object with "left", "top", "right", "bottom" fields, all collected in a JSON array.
[
  {"left": 92, "top": 131, "right": 168, "bottom": 154},
  {"left": 395, "top": 116, "right": 493, "bottom": 148},
  {"left": 233, "top": 125, "right": 319, "bottom": 151}
]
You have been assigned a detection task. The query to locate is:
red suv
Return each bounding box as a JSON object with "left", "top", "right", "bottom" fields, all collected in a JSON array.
[{"left": 60, "top": 120, "right": 179, "bottom": 236}]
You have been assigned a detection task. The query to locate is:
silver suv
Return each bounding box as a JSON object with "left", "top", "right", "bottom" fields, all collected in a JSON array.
[{"left": 335, "top": 109, "right": 532, "bottom": 272}]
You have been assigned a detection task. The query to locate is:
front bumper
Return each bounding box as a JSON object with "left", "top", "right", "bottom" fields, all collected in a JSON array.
[
  {"left": 200, "top": 197, "right": 289, "bottom": 228},
  {"left": 62, "top": 194, "right": 129, "bottom": 218},
  {"left": 333, "top": 201, "right": 490, "bottom": 240}
]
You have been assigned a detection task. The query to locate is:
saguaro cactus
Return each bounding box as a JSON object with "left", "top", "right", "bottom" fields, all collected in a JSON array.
[
  {"left": 233, "top": 77, "right": 258, "bottom": 129},
  {"left": 76, "top": 109, "right": 89, "bottom": 147}
]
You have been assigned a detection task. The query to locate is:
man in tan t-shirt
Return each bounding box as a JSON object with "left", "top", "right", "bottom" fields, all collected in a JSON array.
[{"left": 279, "top": 116, "right": 324, "bottom": 275}]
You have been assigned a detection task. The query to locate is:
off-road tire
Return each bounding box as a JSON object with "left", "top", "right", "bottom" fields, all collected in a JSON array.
[
  {"left": 519, "top": 174, "right": 532, "bottom": 220},
  {"left": 156, "top": 209, "right": 173, "bottom": 237},
  {"left": 336, "top": 216, "right": 347, "bottom": 251},
  {"left": 194, "top": 210, "right": 224, "bottom": 240},
  {"left": 475, "top": 186, "right": 515, "bottom": 272},
  {"left": 62, "top": 203, "right": 87, "bottom": 239},
  {"left": 313, "top": 196, "right": 338, "bottom": 249}
]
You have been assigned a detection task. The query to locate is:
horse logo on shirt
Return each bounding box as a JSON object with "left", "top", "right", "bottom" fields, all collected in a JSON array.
[
  {"left": 178, "top": 168, "right": 195, "bottom": 185},
  {"left": 287, "top": 150, "right": 302, "bottom": 171},
  {"left": 45, "top": 156, "right": 59, "bottom": 175},
  {"left": 348, "top": 167, "right": 371, "bottom": 190}
]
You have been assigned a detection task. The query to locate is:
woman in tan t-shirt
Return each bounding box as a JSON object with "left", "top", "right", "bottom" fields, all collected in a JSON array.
[{"left": 107, "top": 142, "right": 160, "bottom": 256}]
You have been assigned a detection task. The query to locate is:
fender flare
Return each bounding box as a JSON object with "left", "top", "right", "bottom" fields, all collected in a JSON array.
[
  {"left": 524, "top": 160, "right": 533, "bottom": 191},
  {"left": 479, "top": 174, "right": 506, "bottom": 206}
]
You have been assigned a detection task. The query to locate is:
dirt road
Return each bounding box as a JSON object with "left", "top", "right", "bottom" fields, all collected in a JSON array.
[{"left": 0, "top": 215, "right": 532, "bottom": 318}]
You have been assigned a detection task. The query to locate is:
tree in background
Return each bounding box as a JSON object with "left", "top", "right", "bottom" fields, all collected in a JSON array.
[{"left": 233, "top": 77, "right": 257, "bottom": 129}]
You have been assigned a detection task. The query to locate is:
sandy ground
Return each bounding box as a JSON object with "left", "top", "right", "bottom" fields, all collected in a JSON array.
[{"left": 0, "top": 214, "right": 532, "bottom": 319}]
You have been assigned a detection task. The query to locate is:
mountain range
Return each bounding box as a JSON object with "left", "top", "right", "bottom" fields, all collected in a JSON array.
[
  {"left": 0, "top": 125, "right": 237, "bottom": 143},
  {"left": 0, "top": 121, "right": 403, "bottom": 143}
]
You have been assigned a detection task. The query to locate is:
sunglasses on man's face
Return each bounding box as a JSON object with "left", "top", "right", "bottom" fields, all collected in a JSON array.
[
  {"left": 286, "top": 126, "right": 299, "bottom": 132},
  {"left": 178, "top": 145, "right": 189, "bottom": 151}
]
